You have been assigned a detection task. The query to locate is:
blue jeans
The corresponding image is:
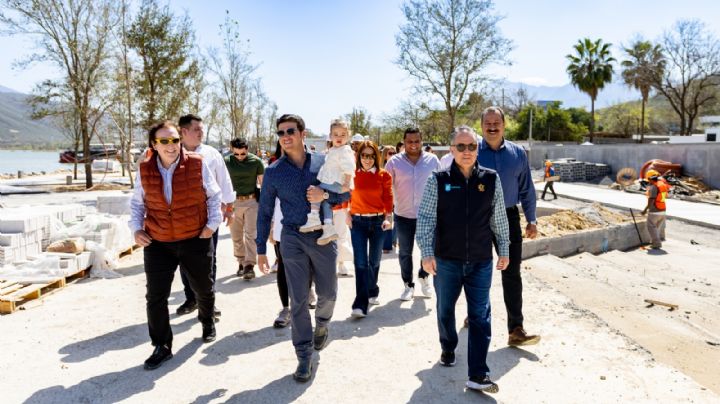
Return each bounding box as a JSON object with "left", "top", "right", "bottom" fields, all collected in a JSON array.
[
  {"left": 350, "top": 215, "right": 384, "bottom": 314},
  {"left": 434, "top": 257, "right": 493, "bottom": 378},
  {"left": 395, "top": 214, "right": 428, "bottom": 287},
  {"left": 319, "top": 182, "right": 350, "bottom": 223}
]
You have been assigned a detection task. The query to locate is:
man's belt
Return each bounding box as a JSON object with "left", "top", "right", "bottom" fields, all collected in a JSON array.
[{"left": 353, "top": 213, "right": 384, "bottom": 217}]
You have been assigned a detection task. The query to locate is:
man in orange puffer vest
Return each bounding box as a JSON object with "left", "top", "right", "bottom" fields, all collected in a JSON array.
[
  {"left": 641, "top": 169, "right": 669, "bottom": 249},
  {"left": 129, "top": 121, "right": 222, "bottom": 370}
]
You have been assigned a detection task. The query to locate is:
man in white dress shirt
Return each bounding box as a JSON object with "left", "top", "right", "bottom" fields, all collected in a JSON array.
[{"left": 177, "top": 114, "right": 236, "bottom": 318}]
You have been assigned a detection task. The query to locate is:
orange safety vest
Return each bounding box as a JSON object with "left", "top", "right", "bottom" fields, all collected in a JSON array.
[{"left": 647, "top": 180, "right": 669, "bottom": 211}]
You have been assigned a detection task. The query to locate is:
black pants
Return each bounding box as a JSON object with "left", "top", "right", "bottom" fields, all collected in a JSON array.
[
  {"left": 144, "top": 236, "right": 215, "bottom": 348},
  {"left": 275, "top": 242, "right": 289, "bottom": 308},
  {"left": 181, "top": 230, "right": 219, "bottom": 301},
  {"left": 493, "top": 207, "right": 524, "bottom": 332},
  {"left": 541, "top": 181, "right": 557, "bottom": 200}
]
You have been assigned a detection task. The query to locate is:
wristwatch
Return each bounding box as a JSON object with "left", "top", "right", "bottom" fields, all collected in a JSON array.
[
  {"left": 323, "top": 192, "right": 329, "bottom": 200},
  {"left": 529, "top": 220, "right": 537, "bottom": 225}
]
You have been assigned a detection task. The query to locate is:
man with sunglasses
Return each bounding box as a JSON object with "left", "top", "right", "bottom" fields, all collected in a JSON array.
[
  {"left": 417, "top": 125, "right": 509, "bottom": 393},
  {"left": 476, "top": 106, "right": 541, "bottom": 347},
  {"left": 177, "top": 114, "right": 236, "bottom": 318},
  {"left": 256, "top": 114, "right": 344, "bottom": 382},
  {"left": 225, "top": 138, "right": 265, "bottom": 281},
  {"left": 384, "top": 128, "right": 440, "bottom": 301}
]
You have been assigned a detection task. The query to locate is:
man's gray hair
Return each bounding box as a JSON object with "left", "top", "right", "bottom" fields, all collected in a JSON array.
[
  {"left": 450, "top": 125, "right": 479, "bottom": 144},
  {"left": 480, "top": 106, "right": 506, "bottom": 123}
]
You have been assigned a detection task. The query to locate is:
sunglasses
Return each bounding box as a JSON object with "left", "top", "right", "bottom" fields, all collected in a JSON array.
[
  {"left": 155, "top": 137, "right": 181, "bottom": 145},
  {"left": 233, "top": 153, "right": 247, "bottom": 157},
  {"left": 453, "top": 143, "right": 478, "bottom": 152},
  {"left": 386, "top": 151, "right": 396, "bottom": 156},
  {"left": 360, "top": 153, "right": 375, "bottom": 160},
  {"left": 276, "top": 128, "right": 298, "bottom": 137}
]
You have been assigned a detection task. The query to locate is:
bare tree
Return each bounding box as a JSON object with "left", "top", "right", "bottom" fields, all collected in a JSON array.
[
  {"left": 1, "top": 0, "right": 118, "bottom": 188},
  {"left": 209, "top": 11, "right": 258, "bottom": 140},
  {"left": 395, "top": 0, "right": 512, "bottom": 134},
  {"left": 651, "top": 20, "right": 720, "bottom": 135}
]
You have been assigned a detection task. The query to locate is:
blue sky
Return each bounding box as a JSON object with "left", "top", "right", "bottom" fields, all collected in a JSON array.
[{"left": 1, "top": 0, "right": 719, "bottom": 133}]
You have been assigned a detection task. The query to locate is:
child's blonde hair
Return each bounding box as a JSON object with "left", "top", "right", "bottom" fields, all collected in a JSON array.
[{"left": 330, "top": 118, "right": 350, "bottom": 133}]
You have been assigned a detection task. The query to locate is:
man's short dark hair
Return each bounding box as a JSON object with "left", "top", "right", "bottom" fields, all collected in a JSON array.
[
  {"left": 480, "top": 107, "right": 505, "bottom": 124},
  {"left": 178, "top": 114, "right": 202, "bottom": 128},
  {"left": 403, "top": 127, "right": 421, "bottom": 139},
  {"left": 276, "top": 114, "right": 305, "bottom": 132},
  {"left": 230, "top": 138, "right": 248, "bottom": 149}
]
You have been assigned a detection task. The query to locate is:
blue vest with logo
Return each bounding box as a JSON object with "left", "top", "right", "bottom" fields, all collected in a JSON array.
[{"left": 434, "top": 162, "right": 497, "bottom": 263}]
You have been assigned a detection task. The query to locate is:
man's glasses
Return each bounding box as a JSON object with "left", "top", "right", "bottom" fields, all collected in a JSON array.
[
  {"left": 386, "top": 151, "right": 396, "bottom": 156},
  {"left": 452, "top": 143, "right": 478, "bottom": 152},
  {"left": 155, "top": 137, "right": 180, "bottom": 145},
  {"left": 276, "top": 128, "right": 298, "bottom": 137},
  {"left": 360, "top": 153, "right": 375, "bottom": 160}
]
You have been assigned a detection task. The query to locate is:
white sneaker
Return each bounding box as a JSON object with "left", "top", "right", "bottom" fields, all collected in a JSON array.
[
  {"left": 308, "top": 287, "right": 317, "bottom": 309},
  {"left": 351, "top": 308, "right": 366, "bottom": 318},
  {"left": 420, "top": 277, "right": 433, "bottom": 297},
  {"left": 400, "top": 285, "right": 414, "bottom": 301},
  {"left": 368, "top": 297, "right": 380, "bottom": 305},
  {"left": 299, "top": 212, "right": 322, "bottom": 233},
  {"left": 337, "top": 262, "right": 351, "bottom": 277},
  {"left": 270, "top": 261, "right": 278, "bottom": 273},
  {"left": 317, "top": 223, "right": 338, "bottom": 245}
]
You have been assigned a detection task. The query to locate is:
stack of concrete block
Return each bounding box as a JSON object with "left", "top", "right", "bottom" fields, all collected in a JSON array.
[
  {"left": 97, "top": 195, "right": 131, "bottom": 215},
  {"left": 552, "top": 159, "right": 611, "bottom": 182},
  {"left": 92, "top": 159, "right": 121, "bottom": 172},
  {"left": 43, "top": 251, "right": 94, "bottom": 276}
]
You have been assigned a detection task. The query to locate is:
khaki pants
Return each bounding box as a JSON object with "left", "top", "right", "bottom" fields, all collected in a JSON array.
[
  {"left": 230, "top": 198, "right": 258, "bottom": 265},
  {"left": 646, "top": 212, "right": 666, "bottom": 248},
  {"left": 333, "top": 208, "right": 353, "bottom": 265}
]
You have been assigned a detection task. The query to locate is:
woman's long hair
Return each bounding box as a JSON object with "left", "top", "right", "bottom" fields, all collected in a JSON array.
[{"left": 355, "top": 140, "right": 381, "bottom": 171}]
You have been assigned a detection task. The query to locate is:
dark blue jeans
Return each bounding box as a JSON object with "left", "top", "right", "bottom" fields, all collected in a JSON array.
[
  {"left": 181, "top": 229, "right": 219, "bottom": 301},
  {"left": 434, "top": 257, "right": 493, "bottom": 378},
  {"left": 395, "top": 214, "right": 428, "bottom": 288},
  {"left": 350, "top": 215, "right": 384, "bottom": 314}
]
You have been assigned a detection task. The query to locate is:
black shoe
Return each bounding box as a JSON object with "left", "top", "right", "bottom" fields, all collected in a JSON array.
[
  {"left": 143, "top": 345, "right": 173, "bottom": 370},
  {"left": 440, "top": 350, "right": 456, "bottom": 367},
  {"left": 213, "top": 306, "right": 221, "bottom": 317},
  {"left": 236, "top": 264, "right": 244, "bottom": 277},
  {"left": 313, "top": 326, "right": 328, "bottom": 351},
  {"left": 243, "top": 265, "right": 256, "bottom": 280},
  {"left": 293, "top": 358, "right": 313, "bottom": 382},
  {"left": 466, "top": 375, "right": 499, "bottom": 393},
  {"left": 202, "top": 323, "right": 216, "bottom": 343},
  {"left": 176, "top": 300, "right": 198, "bottom": 315}
]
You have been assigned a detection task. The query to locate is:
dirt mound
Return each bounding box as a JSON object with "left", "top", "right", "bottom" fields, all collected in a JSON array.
[{"left": 523, "top": 203, "right": 631, "bottom": 238}]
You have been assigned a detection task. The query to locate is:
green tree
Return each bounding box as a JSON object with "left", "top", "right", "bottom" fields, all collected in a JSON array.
[
  {"left": 621, "top": 39, "right": 665, "bottom": 142},
  {"left": 128, "top": 0, "right": 199, "bottom": 127},
  {"left": 395, "top": 0, "right": 512, "bottom": 134},
  {"left": 566, "top": 38, "right": 616, "bottom": 142},
  {"left": 346, "top": 107, "right": 373, "bottom": 137},
  {"left": 597, "top": 102, "right": 645, "bottom": 137},
  {"left": 509, "top": 103, "right": 584, "bottom": 142}
]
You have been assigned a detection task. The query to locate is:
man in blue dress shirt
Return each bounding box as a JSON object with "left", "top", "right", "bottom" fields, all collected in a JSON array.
[{"left": 476, "top": 106, "right": 541, "bottom": 346}]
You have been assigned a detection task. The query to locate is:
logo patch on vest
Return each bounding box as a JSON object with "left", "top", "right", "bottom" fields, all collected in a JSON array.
[
  {"left": 444, "top": 183, "right": 461, "bottom": 192},
  {"left": 478, "top": 184, "right": 485, "bottom": 192}
]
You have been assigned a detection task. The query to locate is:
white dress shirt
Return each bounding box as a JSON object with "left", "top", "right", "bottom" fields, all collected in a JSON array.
[{"left": 191, "top": 143, "right": 236, "bottom": 204}]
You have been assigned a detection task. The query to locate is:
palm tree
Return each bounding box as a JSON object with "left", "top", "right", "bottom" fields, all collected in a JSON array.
[
  {"left": 621, "top": 40, "right": 665, "bottom": 143},
  {"left": 566, "top": 38, "right": 615, "bottom": 143}
]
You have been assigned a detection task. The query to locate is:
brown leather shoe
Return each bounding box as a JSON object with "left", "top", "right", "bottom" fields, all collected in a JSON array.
[{"left": 507, "top": 326, "right": 541, "bottom": 346}]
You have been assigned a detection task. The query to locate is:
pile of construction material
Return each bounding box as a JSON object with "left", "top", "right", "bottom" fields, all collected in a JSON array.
[
  {"left": 522, "top": 203, "right": 631, "bottom": 238},
  {"left": 552, "top": 158, "right": 611, "bottom": 182}
]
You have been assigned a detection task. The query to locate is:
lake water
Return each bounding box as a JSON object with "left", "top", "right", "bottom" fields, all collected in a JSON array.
[{"left": 0, "top": 149, "right": 73, "bottom": 175}]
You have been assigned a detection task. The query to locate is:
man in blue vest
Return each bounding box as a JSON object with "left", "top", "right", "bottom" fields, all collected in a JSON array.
[{"left": 417, "top": 125, "right": 509, "bottom": 394}]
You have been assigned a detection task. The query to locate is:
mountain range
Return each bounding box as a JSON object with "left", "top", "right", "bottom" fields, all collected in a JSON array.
[
  {"left": 500, "top": 80, "right": 640, "bottom": 109},
  {"left": 0, "top": 85, "right": 65, "bottom": 148}
]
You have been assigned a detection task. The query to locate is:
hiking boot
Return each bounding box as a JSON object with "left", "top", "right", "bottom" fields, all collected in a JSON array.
[
  {"left": 507, "top": 326, "right": 541, "bottom": 346},
  {"left": 202, "top": 322, "right": 216, "bottom": 343},
  {"left": 466, "top": 375, "right": 499, "bottom": 393},
  {"left": 143, "top": 345, "right": 173, "bottom": 370},
  {"left": 317, "top": 224, "right": 338, "bottom": 246},
  {"left": 293, "top": 357, "right": 313, "bottom": 382},
  {"left": 273, "top": 307, "right": 291, "bottom": 328},
  {"left": 439, "top": 351, "right": 456, "bottom": 367},
  {"left": 242, "top": 265, "right": 256, "bottom": 280},
  {"left": 313, "top": 325, "right": 329, "bottom": 351},
  {"left": 236, "top": 264, "right": 244, "bottom": 277},
  {"left": 400, "top": 284, "right": 414, "bottom": 301},
  {"left": 419, "top": 277, "right": 433, "bottom": 297},
  {"left": 176, "top": 300, "right": 197, "bottom": 315},
  {"left": 299, "top": 211, "right": 322, "bottom": 233}
]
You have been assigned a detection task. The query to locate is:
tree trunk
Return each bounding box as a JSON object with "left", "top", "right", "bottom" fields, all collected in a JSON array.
[
  {"left": 589, "top": 97, "right": 595, "bottom": 143},
  {"left": 640, "top": 97, "right": 646, "bottom": 144},
  {"left": 82, "top": 118, "right": 93, "bottom": 189}
]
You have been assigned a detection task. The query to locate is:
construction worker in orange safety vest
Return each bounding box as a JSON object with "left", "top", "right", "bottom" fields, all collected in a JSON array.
[{"left": 641, "top": 169, "right": 669, "bottom": 249}]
